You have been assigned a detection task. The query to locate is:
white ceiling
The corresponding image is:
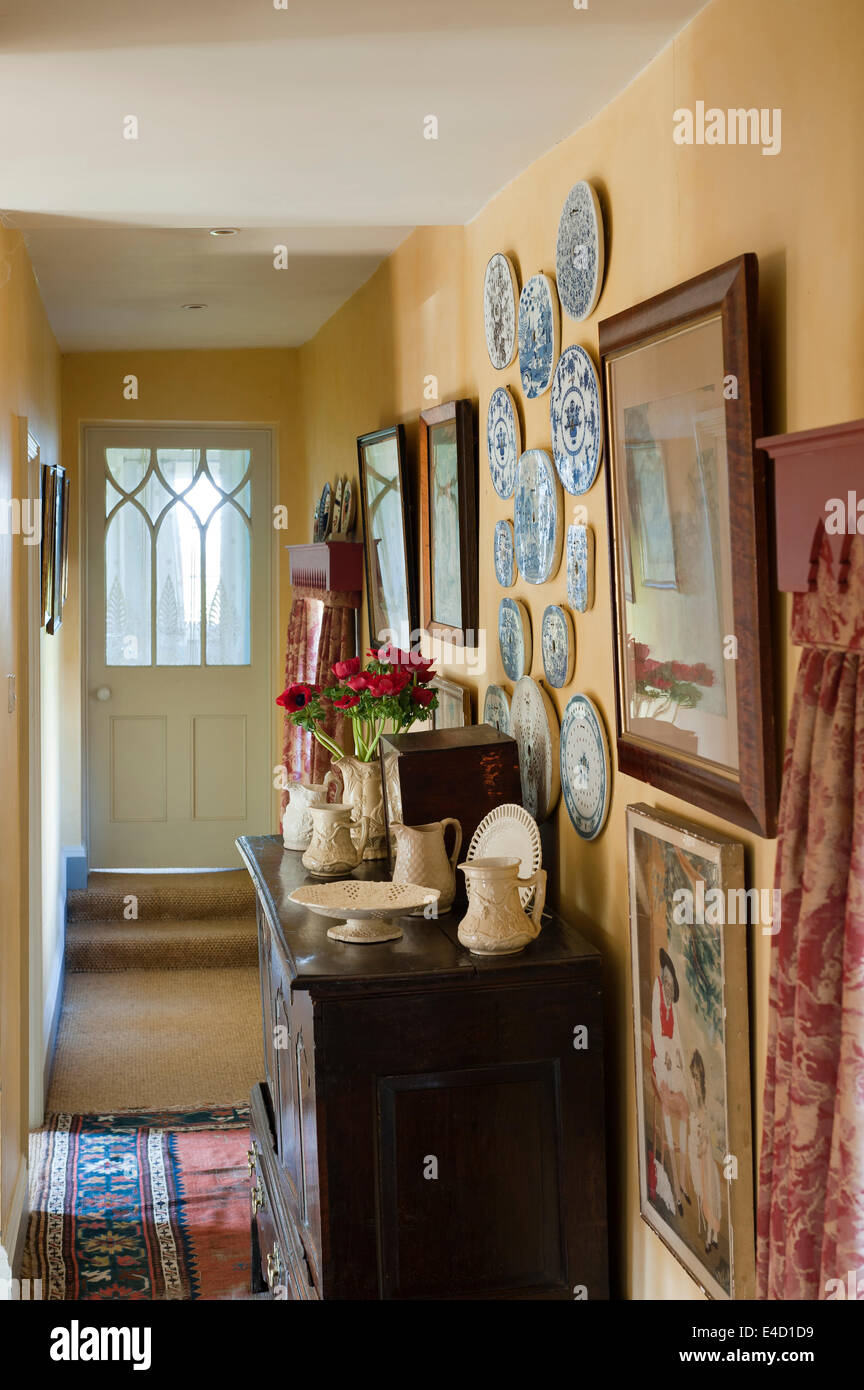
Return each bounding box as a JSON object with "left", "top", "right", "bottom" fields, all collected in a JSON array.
[{"left": 0, "top": 0, "right": 706, "bottom": 350}]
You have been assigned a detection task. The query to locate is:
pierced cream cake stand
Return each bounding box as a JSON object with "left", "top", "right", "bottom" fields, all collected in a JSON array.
[{"left": 289, "top": 880, "right": 440, "bottom": 944}]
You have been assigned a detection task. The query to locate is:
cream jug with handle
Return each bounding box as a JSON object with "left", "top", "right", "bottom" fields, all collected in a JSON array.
[
  {"left": 282, "top": 771, "right": 339, "bottom": 851},
  {"left": 457, "top": 856, "right": 547, "bottom": 955},
  {"left": 390, "top": 819, "right": 463, "bottom": 913},
  {"left": 302, "top": 803, "right": 369, "bottom": 878}
]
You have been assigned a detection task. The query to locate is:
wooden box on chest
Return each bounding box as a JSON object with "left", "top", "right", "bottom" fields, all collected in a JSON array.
[
  {"left": 238, "top": 836, "right": 609, "bottom": 1301},
  {"left": 380, "top": 725, "right": 522, "bottom": 870}
]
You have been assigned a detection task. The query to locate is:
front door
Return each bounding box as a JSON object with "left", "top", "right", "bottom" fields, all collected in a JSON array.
[{"left": 85, "top": 425, "right": 272, "bottom": 867}]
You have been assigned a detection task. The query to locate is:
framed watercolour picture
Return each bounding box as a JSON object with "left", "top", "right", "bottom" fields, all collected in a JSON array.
[
  {"left": 419, "top": 399, "right": 478, "bottom": 646},
  {"left": 600, "top": 255, "right": 778, "bottom": 837},
  {"left": 626, "top": 803, "right": 755, "bottom": 1300},
  {"left": 40, "top": 462, "right": 56, "bottom": 628},
  {"left": 357, "top": 425, "right": 415, "bottom": 647},
  {"left": 430, "top": 675, "right": 471, "bottom": 731},
  {"left": 47, "top": 465, "right": 67, "bottom": 634}
]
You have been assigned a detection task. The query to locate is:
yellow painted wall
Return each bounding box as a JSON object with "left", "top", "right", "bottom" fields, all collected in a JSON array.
[
  {"left": 293, "top": 0, "right": 864, "bottom": 1298},
  {"left": 0, "top": 226, "right": 61, "bottom": 1243},
  {"left": 60, "top": 348, "right": 306, "bottom": 842}
]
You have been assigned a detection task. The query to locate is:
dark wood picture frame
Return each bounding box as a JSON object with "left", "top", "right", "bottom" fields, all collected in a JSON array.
[
  {"left": 600, "top": 255, "right": 778, "bottom": 837},
  {"left": 40, "top": 462, "right": 56, "bottom": 628},
  {"left": 47, "top": 464, "right": 67, "bottom": 635},
  {"left": 356, "top": 424, "right": 416, "bottom": 647},
  {"left": 419, "top": 399, "right": 478, "bottom": 646}
]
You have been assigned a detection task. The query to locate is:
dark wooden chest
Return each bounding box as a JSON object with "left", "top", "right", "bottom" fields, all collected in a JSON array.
[{"left": 237, "top": 836, "right": 609, "bottom": 1301}]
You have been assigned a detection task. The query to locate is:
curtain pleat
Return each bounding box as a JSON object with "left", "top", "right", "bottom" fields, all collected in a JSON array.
[{"left": 757, "top": 646, "right": 864, "bottom": 1298}]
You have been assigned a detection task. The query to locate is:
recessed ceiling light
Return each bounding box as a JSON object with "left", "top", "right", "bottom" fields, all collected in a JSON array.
[
  {"left": 181, "top": 302, "right": 208, "bottom": 310},
  {"left": 209, "top": 227, "right": 238, "bottom": 236}
]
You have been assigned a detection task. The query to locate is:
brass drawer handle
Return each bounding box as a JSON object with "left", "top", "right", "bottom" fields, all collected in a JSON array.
[
  {"left": 251, "top": 1180, "right": 265, "bottom": 1215},
  {"left": 266, "top": 1243, "right": 282, "bottom": 1287},
  {"left": 247, "top": 1147, "right": 257, "bottom": 1177}
]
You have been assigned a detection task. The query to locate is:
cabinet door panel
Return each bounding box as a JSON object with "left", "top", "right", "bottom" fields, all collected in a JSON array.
[{"left": 377, "top": 1061, "right": 564, "bottom": 1299}]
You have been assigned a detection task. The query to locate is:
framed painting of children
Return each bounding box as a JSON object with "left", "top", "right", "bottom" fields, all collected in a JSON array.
[{"left": 626, "top": 803, "right": 756, "bottom": 1298}]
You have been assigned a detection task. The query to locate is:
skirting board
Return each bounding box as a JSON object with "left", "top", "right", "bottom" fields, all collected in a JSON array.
[{"left": 0, "top": 1158, "right": 29, "bottom": 1295}]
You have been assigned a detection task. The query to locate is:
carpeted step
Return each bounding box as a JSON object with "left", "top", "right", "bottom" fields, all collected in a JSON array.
[
  {"left": 65, "top": 918, "right": 258, "bottom": 972},
  {"left": 67, "top": 869, "right": 256, "bottom": 924}
]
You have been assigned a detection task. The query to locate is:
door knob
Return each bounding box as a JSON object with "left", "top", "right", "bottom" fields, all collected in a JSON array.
[{"left": 95, "top": 686, "right": 112, "bottom": 701}]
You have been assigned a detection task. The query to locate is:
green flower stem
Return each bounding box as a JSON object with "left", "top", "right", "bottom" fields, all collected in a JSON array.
[
  {"left": 365, "top": 718, "right": 386, "bottom": 760},
  {"left": 312, "top": 728, "right": 344, "bottom": 761}
]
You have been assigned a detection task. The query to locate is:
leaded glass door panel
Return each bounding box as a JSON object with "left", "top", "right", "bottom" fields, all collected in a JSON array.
[{"left": 86, "top": 426, "right": 272, "bottom": 867}]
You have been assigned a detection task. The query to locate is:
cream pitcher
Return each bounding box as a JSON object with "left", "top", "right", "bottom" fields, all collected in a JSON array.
[
  {"left": 457, "top": 856, "right": 547, "bottom": 955},
  {"left": 282, "top": 772, "right": 340, "bottom": 851},
  {"left": 390, "top": 819, "right": 463, "bottom": 913},
  {"left": 302, "top": 804, "right": 369, "bottom": 878}
]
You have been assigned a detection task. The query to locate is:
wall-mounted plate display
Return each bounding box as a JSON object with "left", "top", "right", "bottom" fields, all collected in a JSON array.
[
  {"left": 560, "top": 693, "right": 611, "bottom": 840},
  {"left": 494, "top": 519, "right": 516, "bottom": 588},
  {"left": 550, "top": 344, "right": 603, "bottom": 495},
  {"left": 483, "top": 683, "right": 511, "bottom": 735},
  {"left": 510, "top": 676, "right": 561, "bottom": 822},
  {"left": 484, "top": 252, "right": 519, "bottom": 370},
  {"left": 312, "top": 497, "right": 322, "bottom": 543},
  {"left": 518, "top": 273, "right": 560, "bottom": 399},
  {"left": 541, "top": 604, "right": 575, "bottom": 688},
  {"left": 332, "top": 476, "right": 344, "bottom": 534},
  {"left": 466, "top": 802, "right": 542, "bottom": 908},
  {"left": 498, "top": 597, "right": 532, "bottom": 682},
  {"left": 555, "top": 180, "right": 605, "bottom": 322},
  {"left": 566, "top": 522, "right": 595, "bottom": 612},
  {"left": 318, "top": 481, "right": 332, "bottom": 542},
  {"left": 514, "top": 449, "right": 563, "bottom": 584},
  {"left": 486, "top": 386, "right": 521, "bottom": 500},
  {"left": 340, "top": 477, "right": 356, "bottom": 533}
]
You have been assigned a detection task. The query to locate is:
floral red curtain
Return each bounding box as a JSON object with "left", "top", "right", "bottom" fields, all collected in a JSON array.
[
  {"left": 757, "top": 536, "right": 864, "bottom": 1299},
  {"left": 279, "top": 586, "right": 359, "bottom": 817}
]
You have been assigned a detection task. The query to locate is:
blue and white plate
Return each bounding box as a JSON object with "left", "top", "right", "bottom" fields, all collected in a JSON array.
[
  {"left": 510, "top": 676, "right": 561, "bottom": 822},
  {"left": 566, "top": 523, "right": 595, "bottom": 612},
  {"left": 518, "top": 274, "right": 560, "bottom": 399},
  {"left": 555, "top": 181, "right": 605, "bottom": 322},
  {"left": 484, "top": 253, "right": 519, "bottom": 370},
  {"left": 541, "top": 605, "right": 575, "bottom": 688},
  {"left": 560, "top": 693, "right": 611, "bottom": 840},
  {"left": 550, "top": 345, "right": 603, "bottom": 495},
  {"left": 486, "top": 387, "right": 521, "bottom": 500},
  {"left": 494, "top": 519, "right": 516, "bottom": 588},
  {"left": 318, "top": 481, "right": 332, "bottom": 541},
  {"left": 514, "top": 449, "right": 563, "bottom": 585},
  {"left": 483, "top": 683, "right": 511, "bottom": 735},
  {"left": 498, "top": 597, "right": 532, "bottom": 683}
]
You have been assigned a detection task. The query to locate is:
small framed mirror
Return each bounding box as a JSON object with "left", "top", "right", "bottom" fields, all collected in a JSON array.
[{"left": 357, "top": 424, "right": 415, "bottom": 647}]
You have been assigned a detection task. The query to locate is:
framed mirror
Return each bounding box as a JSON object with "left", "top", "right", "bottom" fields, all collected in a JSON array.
[
  {"left": 600, "top": 254, "right": 778, "bottom": 837},
  {"left": 356, "top": 424, "right": 415, "bottom": 647}
]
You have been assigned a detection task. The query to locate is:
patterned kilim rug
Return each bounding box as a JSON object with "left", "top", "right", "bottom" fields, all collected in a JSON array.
[{"left": 24, "top": 1106, "right": 254, "bottom": 1300}]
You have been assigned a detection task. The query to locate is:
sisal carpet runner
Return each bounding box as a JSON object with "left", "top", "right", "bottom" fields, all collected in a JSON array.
[{"left": 24, "top": 1107, "right": 254, "bottom": 1300}]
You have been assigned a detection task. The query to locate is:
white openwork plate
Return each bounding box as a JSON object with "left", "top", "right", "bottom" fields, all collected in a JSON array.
[
  {"left": 466, "top": 803, "right": 542, "bottom": 908},
  {"left": 290, "top": 880, "right": 440, "bottom": 943}
]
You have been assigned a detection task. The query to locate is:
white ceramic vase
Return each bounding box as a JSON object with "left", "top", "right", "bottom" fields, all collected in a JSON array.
[
  {"left": 282, "top": 772, "right": 339, "bottom": 851},
  {"left": 339, "top": 755, "right": 387, "bottom": 860},
  {"left": 457, "top": 856, "right": 547, "bottom": 956},
  {"left": 390, "top": 819, "right": 463, "bottom": 913},
  {"left": 301, "top": 803, "right": 369, "bottom": 878}
]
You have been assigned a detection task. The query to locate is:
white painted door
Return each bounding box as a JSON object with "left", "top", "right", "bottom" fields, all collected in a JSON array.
[{"left": 86, "top": 426, "right": 272, "bottom": 867}]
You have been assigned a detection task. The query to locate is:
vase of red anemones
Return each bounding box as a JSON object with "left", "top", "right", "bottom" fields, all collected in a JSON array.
[{"left": 276, "top": 644, "right": 439, "bottom": 860}]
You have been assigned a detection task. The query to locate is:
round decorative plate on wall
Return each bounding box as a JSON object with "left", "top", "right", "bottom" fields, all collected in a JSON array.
[
  {"left": 555, "top": 180, "right": 605, "bottom": 322},
  {"left": 559, "top": 693, "right": 611, "bottom": 840},
  {"left": 498, "top": 597, "right": 532, "bottom": 683},
  {"left": 483, "top": 683, "right": 511, "bottom": 735},
  {"left": 550, "top": 344, "right": 603, "bottom": 495},
  {"left": 332, "top": 476, "right": 344, "bottom": 533},
  {"left": 514, "top": 449, "right": 563, "bottom": 584},
  {"left": 484, "top": 252, "right": 519, "bottom": 370},
  {"left": 518, "top": 273, "right": 560, "bottom": 399},
  {"left": 494, "top": 519, "right": 516, "bottom": 588},
  {"left": 486, "top": 387, "right": 521, "bottom": 500},
  {"left": 318, "top": 481, "right": 332, "bottom": 541},
  {"left": 510, "top": 676, "right": 561, "bottom": 822},
  {"left": 340, "top": 477, "right": 356, "bottom": 533},
  {"left": 466, "top": 803, "right": 542, "bottom": 908},
  {"left": 541, "top": 605, "right": 575, "bottom": 688}
]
